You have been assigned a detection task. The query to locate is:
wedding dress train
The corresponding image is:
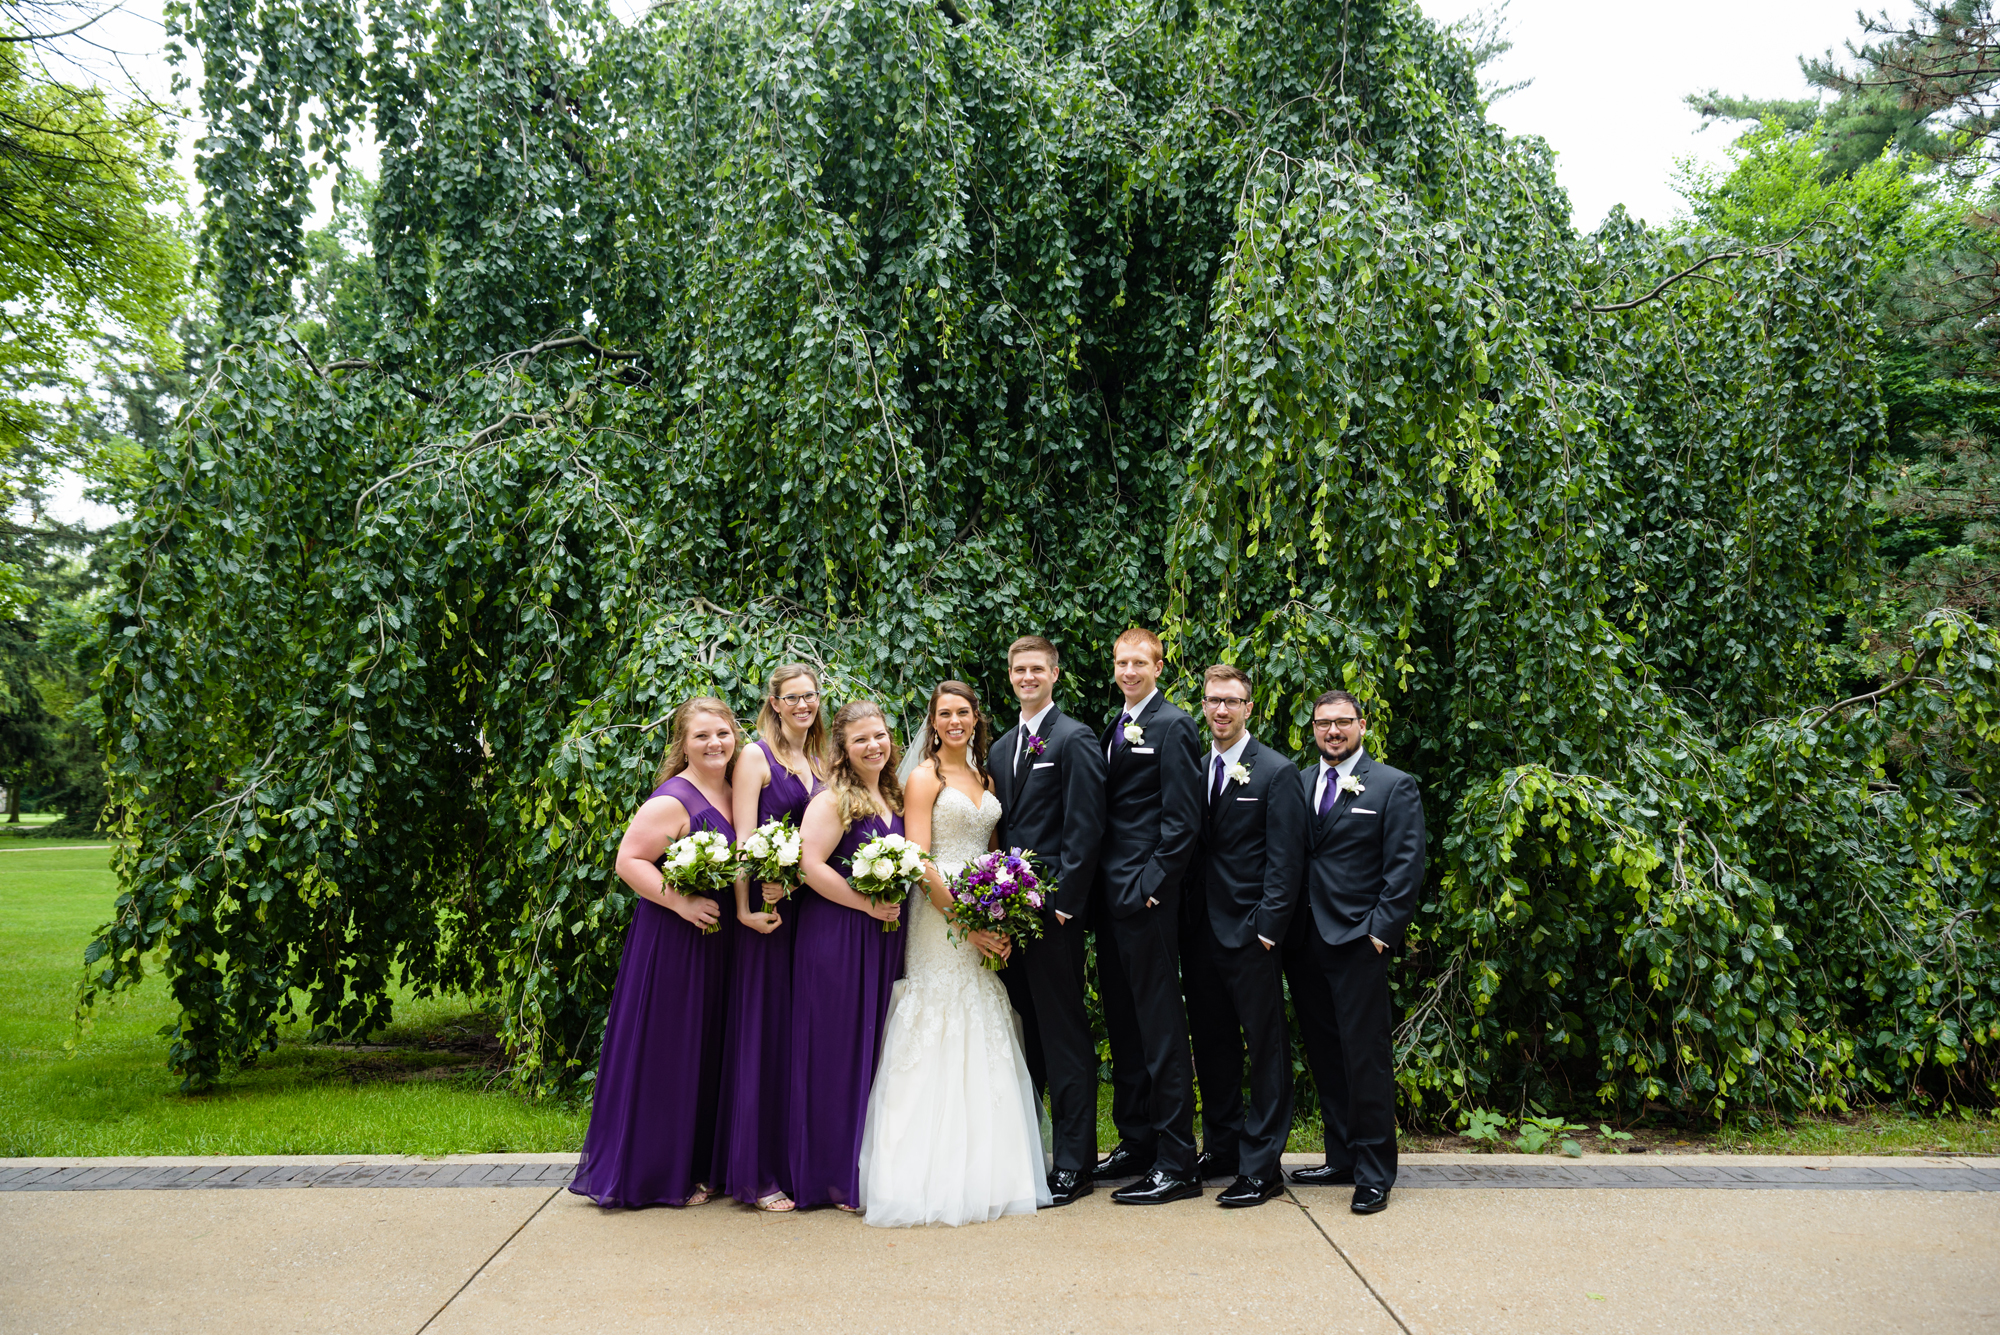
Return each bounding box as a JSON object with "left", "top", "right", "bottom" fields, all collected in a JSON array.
[{"left": 856, "top": 784, "right": 1052, "bottom": 1227}]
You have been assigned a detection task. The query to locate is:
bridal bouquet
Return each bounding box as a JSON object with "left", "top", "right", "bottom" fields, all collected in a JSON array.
[
  {"left": 737, "top": 815, "right": 805, "bottom": 905},
  {"left": 656, "top": 829, "right": 736, "bottom": 933},
  {"left": 942, "top": 848, "right": 1048, "bottom": 971},
  {"left": 847, "top": 832, "right": 927, "bottom": 932}
]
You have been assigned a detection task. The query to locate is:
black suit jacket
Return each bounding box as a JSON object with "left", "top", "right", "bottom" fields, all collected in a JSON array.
[
  {"left": 1297, "top": 750, "right": 1426, "bottom": 948},
  {"left": 1095, "top": 693, "right": 1202, "bottom": 919},
  {"left": 990, "top": 704, "right": 1106, "bottom": 923},
  {"left": 1194, "top": 735, "right": 1307, "bottom": 949}
]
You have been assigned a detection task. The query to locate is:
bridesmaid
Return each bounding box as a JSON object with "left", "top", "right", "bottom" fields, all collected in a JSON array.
[
  {"left": 789, "top": 700, "right": 908, "bottom": 1210},
  {"left": 714, "top": 664, "right": 828, "bottom": 1212},
  {"left": 570, "top": 697, "right": 740, "bottom": 1209}
]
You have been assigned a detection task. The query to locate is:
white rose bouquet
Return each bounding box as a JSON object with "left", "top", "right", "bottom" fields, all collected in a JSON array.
[
  {"left": 655, "top": 829, "right": 736, "bottom": 934},
  {"left": 737, "top": 815, "right": 805, "bottom": 906},
  {"left": 846, "top": 831, "right": 928, "bottom": 933}
]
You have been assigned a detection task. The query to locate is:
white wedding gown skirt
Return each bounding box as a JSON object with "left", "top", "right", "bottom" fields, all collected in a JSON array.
[{"left": 857, "top": 785, "right": 1051, "bottom": 1227}]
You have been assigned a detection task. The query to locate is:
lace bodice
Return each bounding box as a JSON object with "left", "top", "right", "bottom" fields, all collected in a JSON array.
[{"left": 929, "top": 784, "right": 1001, "bottom": 876}]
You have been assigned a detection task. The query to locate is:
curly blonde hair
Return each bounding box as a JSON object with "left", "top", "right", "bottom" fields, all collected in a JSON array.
[{"left": 826, "top": 700, "right": 904, "bottom": 829}]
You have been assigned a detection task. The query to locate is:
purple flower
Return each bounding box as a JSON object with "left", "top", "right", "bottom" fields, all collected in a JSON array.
[{"left": 1025, "top": 733, "right": 1046, "bottom": 758}]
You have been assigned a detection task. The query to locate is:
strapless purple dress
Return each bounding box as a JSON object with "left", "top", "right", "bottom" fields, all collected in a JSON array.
[
  {"left": 570, "top": 775, "right": 734, "bottom": 1207},
  {"left": 786, "top": 810, "right": 908, "bottom": 1208},
  {"left": 713, "top": 739, "right": 820, "bottom": 1205}
]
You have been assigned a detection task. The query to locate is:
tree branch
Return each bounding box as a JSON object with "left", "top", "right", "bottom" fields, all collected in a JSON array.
[{"left": 1589, "top": 230, "right": 1807, "bottom": 313}]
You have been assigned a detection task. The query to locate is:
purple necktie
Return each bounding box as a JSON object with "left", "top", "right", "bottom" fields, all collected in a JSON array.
[
  {"left": 1211, "top": 755, "right": 1226, "bottom": 803},
  {"left": 1318, "top": 768, "right": 1338, "bottom": 816},
  {"left": 1110, "top": 711, "right": 1130, "bottom": 757}
]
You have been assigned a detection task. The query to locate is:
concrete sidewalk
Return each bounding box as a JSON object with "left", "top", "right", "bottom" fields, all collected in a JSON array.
[{"left": 3, "top": 1155, "right": 1996, "bottom": 1334}]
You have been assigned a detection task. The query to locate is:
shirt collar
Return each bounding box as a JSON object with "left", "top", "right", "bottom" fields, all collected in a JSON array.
[
  {"left": 1117, "top": 688, "right": 1157, "bottom": 724},
  {"left": 1322, "top": 747, "right": 1366, "bottom": 783},
  {"left": 1019, "top": 702, "right": 1056, "bottom": 738},
  {"left": 1210, "top": 731, "right": 1253, "bottom": 768}
]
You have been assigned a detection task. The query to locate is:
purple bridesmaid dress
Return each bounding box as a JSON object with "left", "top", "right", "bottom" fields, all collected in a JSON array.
[
  {"left": 786, "top": 809, "right": 909, "bottom": 1209},
  {"left": 713, "top": 739, "right": 820, "bottom": 1205},
  {"left": 570, "top": 775, "right": 735, "bottom": 1208}
]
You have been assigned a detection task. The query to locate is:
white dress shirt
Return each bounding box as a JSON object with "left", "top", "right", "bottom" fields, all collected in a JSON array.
[
  {"left": 1108, "top": 688, "right": 1158, "bottom": 757},
  {"left": 1014, "top": 701, "right": 1056, "bottom": 769},
  {"left": 1311, "top": 748, "right": 1383, "bottom": 951}
]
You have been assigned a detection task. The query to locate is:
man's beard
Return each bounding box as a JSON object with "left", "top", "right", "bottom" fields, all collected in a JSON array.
[{"left": 1317, "top": 736, "right": 1360, "bottom": 766}]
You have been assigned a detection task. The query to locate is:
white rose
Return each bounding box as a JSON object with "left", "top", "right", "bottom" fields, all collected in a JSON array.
[
  {"left": 870, "top": 857, "right": 894, "bottom": 880},
  {"left": 1123, "top": 722, "right": 1144, "bottom": 744}
]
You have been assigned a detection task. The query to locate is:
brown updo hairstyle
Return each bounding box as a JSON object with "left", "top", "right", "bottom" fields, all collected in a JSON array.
[
  {"left": 754, "top": 662, "right": 828, "bottom": 777},
  {"left": 826, "top": 700, "right": 905, "bottom": 829},
  {"left": 653, "top": 696, "right": 744, "bottom": 788},
  {"left": 920, "top": 679, "right": 992, "bottom": 786}
]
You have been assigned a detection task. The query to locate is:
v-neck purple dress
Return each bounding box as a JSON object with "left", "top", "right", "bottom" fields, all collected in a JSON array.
[
  {"left": 713, "top": 740, "right": 820, "bottom": 1205},
  {"left": 786, "top": 810, "right": 908, "bottom": 1209},
  {"left": 570, "top": 775, "right": 735, "bottom": 1208}
]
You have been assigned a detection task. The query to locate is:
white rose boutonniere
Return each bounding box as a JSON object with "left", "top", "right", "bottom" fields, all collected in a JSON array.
[
  {"left": 1227, "top": 761, "right": 1252, "bottom": 787},
  {"left": 1123, "top": 722, "right": 1145, "bottom": 745},
  {"left": 1338, "top": 774, "right": 1366, "bottom": 796}
]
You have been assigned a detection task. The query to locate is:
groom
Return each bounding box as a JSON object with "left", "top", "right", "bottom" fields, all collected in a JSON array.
[{"left": 990, "top": 634, "right": 1106, "bottom": 1206}]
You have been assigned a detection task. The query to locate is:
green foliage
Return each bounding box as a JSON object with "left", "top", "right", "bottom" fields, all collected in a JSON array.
[{"left": 94, "top": 0, "right": 2000, "bottom": 1124}]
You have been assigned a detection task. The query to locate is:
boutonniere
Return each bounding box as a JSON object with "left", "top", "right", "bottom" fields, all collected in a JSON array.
[
  {"left": 1338, "top": 774, "right": 1365, "bottom": 796},
  {"left": 1227, "top": 761, "right": 1252, "bottom": 787},
  {"left": 1025, "top": 733, "right": 1046, "bottom": 759},
  {"left": 1122, "top": 722, "right": 1145, "bottom": 745}
]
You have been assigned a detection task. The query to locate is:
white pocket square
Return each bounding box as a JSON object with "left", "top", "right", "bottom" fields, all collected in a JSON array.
[
  {"left": 1131, "top": 746, "right": 1155, "bottom": 754},
  {"left": 1235, "top": 796, "right": 1258, "bottom": 802},
  {"left": 1032, "top": 761, "right": 1055, "bottom": 769},
  {"left": 1351, "top": 807, "right": 1377, "bottom": 814}
]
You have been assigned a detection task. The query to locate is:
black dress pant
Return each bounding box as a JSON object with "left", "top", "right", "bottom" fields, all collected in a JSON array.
[
  {"left": 1003, "top": 911, "right": 1097, "bottom": 1174},
  {"left": 1095, "top": 890, "right": 1154, "bottom": 1162},
  {"left": 1288, "top": 920, "right": 1397, "bottom": 1190},
  {"left": 1100, "top": 896, "right": 1197, "bottom": 1177},
  {"left": 1209, "top": 931, "right": 1294, "bottom": 1180},
  {"left": 1281, "top": 910, "right": 1339, "bottom": 1160},
  {"left": 1179, "top": 900, "right": 1243, "bottom": 1172}
]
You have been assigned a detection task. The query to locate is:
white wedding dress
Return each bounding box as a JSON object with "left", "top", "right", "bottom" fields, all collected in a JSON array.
[{"left": 857, "top": 784, "right": 1052, "bottom": 1227}]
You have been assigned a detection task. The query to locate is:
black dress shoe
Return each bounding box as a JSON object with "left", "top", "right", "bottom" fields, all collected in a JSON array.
[
  {"left": 1289, "top": 1163, "right": 1355, "bottom": 1187},
  {"left": 1093, "top": 1145, "right": 1153, "bottom": 1179},
  {"left": 1216, "top": 1175, "right": 1285, "bottom": 1208},
  {"left": 1350, "top": 1185, "right": 1389, "bottom": 1214},
  {"left": 1045, "top": 1168, "right": 1093, "bottom": 1207},
  {"left": 1110, "top": 1168, "right": 1202, "bottom": 1206},
  {"left": 1194, "top": 1150, "right": 1238, "bottom": 1182}
]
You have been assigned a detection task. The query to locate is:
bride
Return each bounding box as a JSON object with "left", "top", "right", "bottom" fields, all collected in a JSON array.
[{"left": 856, "top": 680, "right": 1053, "bottom": 1227}]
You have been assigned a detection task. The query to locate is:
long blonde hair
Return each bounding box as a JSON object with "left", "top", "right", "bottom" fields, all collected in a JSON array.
[
  {"left": 826, "top": 700, "right": 904, "bottom": 829},
  {"left": 754, "top": 663, "right": 827, "bottom": 779},
  {"left": 654, "top": 696, "right": 743, "bottom": 788}
]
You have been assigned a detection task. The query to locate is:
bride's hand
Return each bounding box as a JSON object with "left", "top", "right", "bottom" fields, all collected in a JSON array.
[
  {"left": 967, "top": 929, "right": 1011, "bottom": 961},
  {"left": 739, "top": 907, "right": 782, "bottom": 934}
]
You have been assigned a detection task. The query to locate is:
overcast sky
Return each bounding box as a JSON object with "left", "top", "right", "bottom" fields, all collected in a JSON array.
[{"left": 40, "top": 0, "right": 1876, "bottom": 525}]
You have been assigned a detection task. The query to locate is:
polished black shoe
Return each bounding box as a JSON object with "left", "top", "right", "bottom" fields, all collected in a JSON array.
[
  {"left": 1045, "top": 1168, "right": 1094, "bottom": 1207},
  {"left": 1216, "top": 1175, "right": 1285, "bottom": 1208},
  {"left": 1289, "top": 1163, "right": 1355, "bottom": 1187},
  {"left": 1093, "top": 1145, "right": 1153, "bottom": 1180},
  {"left": 1350, "top": 1185, "right": 1389, "bottom": 1214},
  {"left": 1194, "top": 1150, "right": 1238, "bottom": 1182},
  {"left": 1110, "top": 1168, "right": 1202, "bottom": 1205}
]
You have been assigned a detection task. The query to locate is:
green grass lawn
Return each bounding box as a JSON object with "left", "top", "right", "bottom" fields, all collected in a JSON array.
[{"left": 0, "top": 846, "right": 587, "bottom": 1157}]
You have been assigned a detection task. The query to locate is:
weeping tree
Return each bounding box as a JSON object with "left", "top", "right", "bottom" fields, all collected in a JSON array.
[{"left": 91, "top": 0, "right": 2000, "bottom": 1116}]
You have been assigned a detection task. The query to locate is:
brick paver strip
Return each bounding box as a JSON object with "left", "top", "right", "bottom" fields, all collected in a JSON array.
[{"left": 2, "top": 1161, "right": 1993, "bottom": 1192}]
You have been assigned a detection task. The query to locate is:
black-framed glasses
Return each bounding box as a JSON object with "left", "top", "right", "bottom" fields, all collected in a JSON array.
[
  {"left": 1312, "top": 715, "right": 1362, "bottom": 730},
  {"left": 777, "top": 692, "right": 820, "bottom": 706},
  {"left": 1201, "top": 696, "right": 1251, "bottom": 709}
]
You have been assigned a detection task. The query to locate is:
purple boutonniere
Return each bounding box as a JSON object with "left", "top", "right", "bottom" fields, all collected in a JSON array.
[{"left": 1025, "top": 733, "right": 1046, "bottom": 759}]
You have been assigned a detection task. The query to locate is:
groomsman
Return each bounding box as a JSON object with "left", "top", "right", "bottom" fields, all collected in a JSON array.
[
  {"left": 1089, "top": 628, "right": 1202, "bottom": 1204},
  {"left": 1182, "top": 664, "right": 1306, "bottom": 1208},
  {"left": 989, "top": 635, "right": 1106, "bottom": 1207},
  {"left": 1285, "top": 689, "right": 1424, "bottom": 1214}
]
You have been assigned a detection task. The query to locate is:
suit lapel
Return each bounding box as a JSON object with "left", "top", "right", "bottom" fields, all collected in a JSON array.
[
  {"left": 1019, "top": 705, "right": 1062, "bottom": 796},
  {"left": 1107, "top": 692, "right": 1164, "bottom": 775},
  {"left": 1324, "top": 752, "right": 1373, "bottom": 833}
]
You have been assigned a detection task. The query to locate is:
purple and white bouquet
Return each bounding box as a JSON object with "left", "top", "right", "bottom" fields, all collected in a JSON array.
[
  {"left": 847, "top": 831, "right": 928, "bottom": 932},
  {"left": 737, "top": 815, "right": 805, "bottom": 905},
  {"left": 942, "top": 848, "right": 1049, "bottom": 971},
  {"left": 656, "top": 829, "right": 736, "bottom": 933}
]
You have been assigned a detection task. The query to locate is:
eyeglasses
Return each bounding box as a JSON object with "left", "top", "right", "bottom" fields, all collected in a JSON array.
[
  {"left": 1312, "top": 716, "right": 1362, "bottom": 731},
  {"left": 1201, "top": 696, "right": 1251, "bottom": 710},
  {"left": 777, "top": 692, "right": 820, "bottom": 706}
]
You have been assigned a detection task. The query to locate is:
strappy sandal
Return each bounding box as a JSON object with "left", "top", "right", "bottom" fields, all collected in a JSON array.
[
  {"left": 684, "top": 1184, "right": 714, "bottom": 1207},
  {"left": 755, "top": 1191, "right": 796, "bottom": 1213},
  {"left": 834, "top": 1203, "right": 861, "bottom": 1213}
]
